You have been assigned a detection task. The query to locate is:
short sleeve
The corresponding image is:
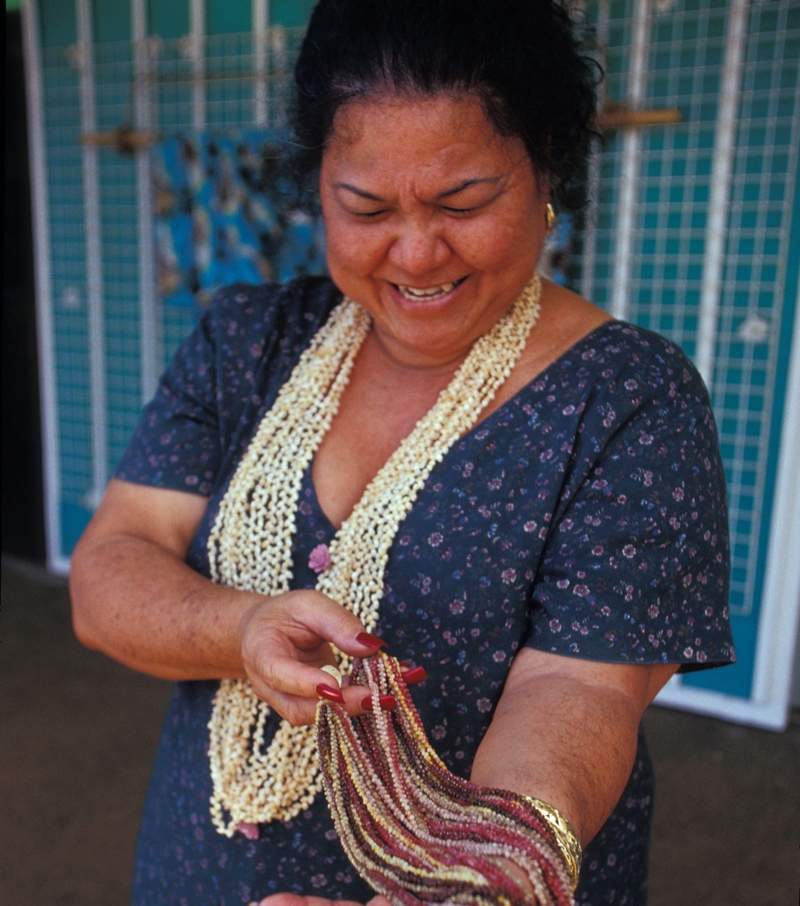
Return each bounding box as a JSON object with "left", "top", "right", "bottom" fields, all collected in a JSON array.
[
  {"left": 114, "top": 276, "right": 341, "bottom": 498},
  {"left": 527, "top": 347, "right": 734, "bottom": 671},
  {"left": 114, "top": 307, "right": 221, "bottom": 496}
]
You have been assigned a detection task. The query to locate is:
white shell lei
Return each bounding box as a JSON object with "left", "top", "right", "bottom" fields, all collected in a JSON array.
[{"left": 206, "top": 273, "right": 542, "bottom": 835}]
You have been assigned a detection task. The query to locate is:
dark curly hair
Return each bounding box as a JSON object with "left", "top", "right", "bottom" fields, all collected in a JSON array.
[{"left": 290, "top": 0, "right": 600, "bottom": 208}]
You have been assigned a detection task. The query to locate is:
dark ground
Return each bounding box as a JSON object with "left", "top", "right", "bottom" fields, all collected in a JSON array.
[{"left": 1, "top": 556, "right": 798, "bottom": 906}]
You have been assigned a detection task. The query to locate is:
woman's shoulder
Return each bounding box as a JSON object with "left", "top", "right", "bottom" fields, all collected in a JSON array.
[
  {"left": 569, "top": 319, "right": 709, "bottom": 404},
  {"left": 535, "top": 281, "right": 704, "bottom": 394},
  {"left": 205, "top": 275, "right": 342, "bottom": 349}
]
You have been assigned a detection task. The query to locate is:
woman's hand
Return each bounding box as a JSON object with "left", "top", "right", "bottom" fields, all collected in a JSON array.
[
  {"left": 70, "top": 479, "right": 386, "bottom": 704},
  {"left": 237, "top": 588, "right": 385, "bottom": 725}
]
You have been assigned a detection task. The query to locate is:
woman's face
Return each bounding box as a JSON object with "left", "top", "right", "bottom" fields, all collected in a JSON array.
[{"left": 320, "top": 94, "right": 548, "bottom": 368}]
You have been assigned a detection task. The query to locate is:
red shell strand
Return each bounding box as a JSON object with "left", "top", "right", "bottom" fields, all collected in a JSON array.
[{"left": 316, "top": 652, "right": 575, "bottom": 906}]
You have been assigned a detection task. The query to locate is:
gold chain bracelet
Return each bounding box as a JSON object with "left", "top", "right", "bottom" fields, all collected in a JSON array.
[{"left": 521, "top": 795, "right": 583, "bottom": 891}]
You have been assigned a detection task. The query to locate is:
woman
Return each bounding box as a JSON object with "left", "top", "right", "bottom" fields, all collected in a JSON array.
[{"left": 70, "top": 1, "right": 734, "bottom": 904}]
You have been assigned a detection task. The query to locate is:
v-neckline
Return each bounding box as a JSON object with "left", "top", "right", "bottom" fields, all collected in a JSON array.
[{"left": 308, "top": 318, "right": 620, "bottom": 532}]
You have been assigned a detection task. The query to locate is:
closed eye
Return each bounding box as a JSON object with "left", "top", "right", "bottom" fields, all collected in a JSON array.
[
  {"left": 350, "top": 209, "right": 389, "bottom": 219},
  {"left": 442, "top": 205, "right": 480, "bottom": 215}
]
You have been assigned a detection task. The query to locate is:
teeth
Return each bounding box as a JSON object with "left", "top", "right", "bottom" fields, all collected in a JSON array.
[{"left": 397, "top": 282, "right": 456, "bottom": 300}]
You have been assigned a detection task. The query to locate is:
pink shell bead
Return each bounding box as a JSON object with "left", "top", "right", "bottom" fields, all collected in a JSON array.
[
  {"left": 237, "top": 822, "right": 260, "bottom": 840},
  {"left": 308, "top": 543, "right": 332, "bottom": 573}
]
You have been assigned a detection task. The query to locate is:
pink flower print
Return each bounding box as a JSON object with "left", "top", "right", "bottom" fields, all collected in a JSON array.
[
  {"left": 237, "top": 822, "right": 259, "bottom": 840},
  {"left": 523, "top": 520, "right": 537, "bottom": 533},
  {"left": 476, "top": 698, "right": 493, "bottom": 712},
  {"left": 428, "top": 532, "right": 444, "bottom": 547},
  {"left": 501, "top": 568, "right": 517, "bottom": 585},
  {"left": 308, "top": 543, "right": 332, "bottom": 573}
]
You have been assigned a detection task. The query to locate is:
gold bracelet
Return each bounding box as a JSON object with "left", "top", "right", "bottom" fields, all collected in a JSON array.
[{"left": 521, "top": 795, "right": 583, "bottom": 891}]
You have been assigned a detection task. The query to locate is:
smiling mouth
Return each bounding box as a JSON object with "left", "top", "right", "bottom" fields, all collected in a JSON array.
[{"left": 393, "top": 276, "right": 468, "bottom": 302}]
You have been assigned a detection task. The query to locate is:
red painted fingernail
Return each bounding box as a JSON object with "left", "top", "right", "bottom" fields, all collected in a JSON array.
[
  {"left": 399, "top": 660, "right": 412, "bottom": 669},
  {"left": 360, "top": 694, "right": 397, "bottom": 711},
  {"left": 316, "top": 683, "right": 344, "bottom": 703},
  {"left": 356, "top": 631, "right": 388, "bottom": 649},
  {"left": 401, "top": 666, "right": 428, "bottom": 685}
]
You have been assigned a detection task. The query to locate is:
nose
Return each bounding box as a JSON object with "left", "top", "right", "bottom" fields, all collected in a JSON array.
[{"left": 388, "top": 220, "right": 451, "bottom": 277}]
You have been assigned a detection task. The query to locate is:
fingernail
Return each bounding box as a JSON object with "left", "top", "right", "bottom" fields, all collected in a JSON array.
[
  {"left": 356, "top": 631, "right": 388, "bottom": 649},
  {"left": 316, "top": 683, "right": 344, "bottom": 703},
  {"left": 401, "top": 666, "right": 428, "bottom": 685},
  {"left": 360, "top": 694, "right": 397, "bottom": 711},
  {"left": 399, "top": 660, "right": 412, "bottom": 669}
]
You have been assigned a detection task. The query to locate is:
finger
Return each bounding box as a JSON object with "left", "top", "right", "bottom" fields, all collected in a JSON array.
[
  {"left": 248, "top": 646, "right": 376, "bottom": 704},
  {"left": 280, "top": 591, "right": 389, "bottom": 660},
  {"left": 250, "top": 684, "right": 319, "bottom": 727}
]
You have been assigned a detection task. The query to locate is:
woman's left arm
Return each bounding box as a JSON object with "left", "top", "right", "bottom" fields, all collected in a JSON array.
[
  {"left": 471, "top": 647, "right": 678, "bottom": 846},
  {"left": 257, "top": 654, "right": 677, "bottom": 906}
]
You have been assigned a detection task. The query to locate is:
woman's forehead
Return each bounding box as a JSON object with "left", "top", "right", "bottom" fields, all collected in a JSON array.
[{"left": 322, "top": 94, "right": 527, "bottom": 185}]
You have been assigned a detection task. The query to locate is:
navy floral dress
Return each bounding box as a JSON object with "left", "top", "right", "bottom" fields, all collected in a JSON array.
[{"left": 115, "top": 277, "right": 734, "bottom": 906}]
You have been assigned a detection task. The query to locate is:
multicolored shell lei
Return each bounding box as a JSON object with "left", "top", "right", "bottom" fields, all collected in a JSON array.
[{"left": 317, "top": 652, "right": 574, "bottom": 906}]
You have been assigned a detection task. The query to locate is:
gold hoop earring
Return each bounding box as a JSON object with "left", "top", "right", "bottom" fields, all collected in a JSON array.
[{"left": 545, "top": 203, "right": 556, "bottom": 233}]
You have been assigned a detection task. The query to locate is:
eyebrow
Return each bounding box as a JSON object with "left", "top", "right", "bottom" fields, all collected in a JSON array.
[{"left": 334, "top": 176, "right": 501, "bottom": 202}]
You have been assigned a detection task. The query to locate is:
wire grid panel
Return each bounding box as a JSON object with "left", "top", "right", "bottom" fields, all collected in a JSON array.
[
  {"left": 37, "top": 23, "right": 307, "bottom": 556},
  {"left": 41, "top": 43, "right": 94, "bottom": 536},
  {"left": 579, "top": 0, "right": 635, "bottom": 310},
  {"left": 711, "top": 1, "right": 799, "bottom": 622},
  {"left": 94, "top": 39, "right": 144, "bottom": 472},
  {"left": 575, "top": 0, "right": 800, "bottom": 700}
]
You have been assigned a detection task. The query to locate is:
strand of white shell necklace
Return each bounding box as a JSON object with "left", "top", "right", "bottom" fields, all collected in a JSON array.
[{"left": 206, "top": 272, "right": 542, "bottom": 836}]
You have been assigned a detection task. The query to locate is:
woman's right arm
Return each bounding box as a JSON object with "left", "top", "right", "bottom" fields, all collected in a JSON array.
[
  {"left": 70, "top": 477, "right": 258, "bottom": 680},
  {"left": 70, "top": 478, "right": 376, "bottom": 723}
]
